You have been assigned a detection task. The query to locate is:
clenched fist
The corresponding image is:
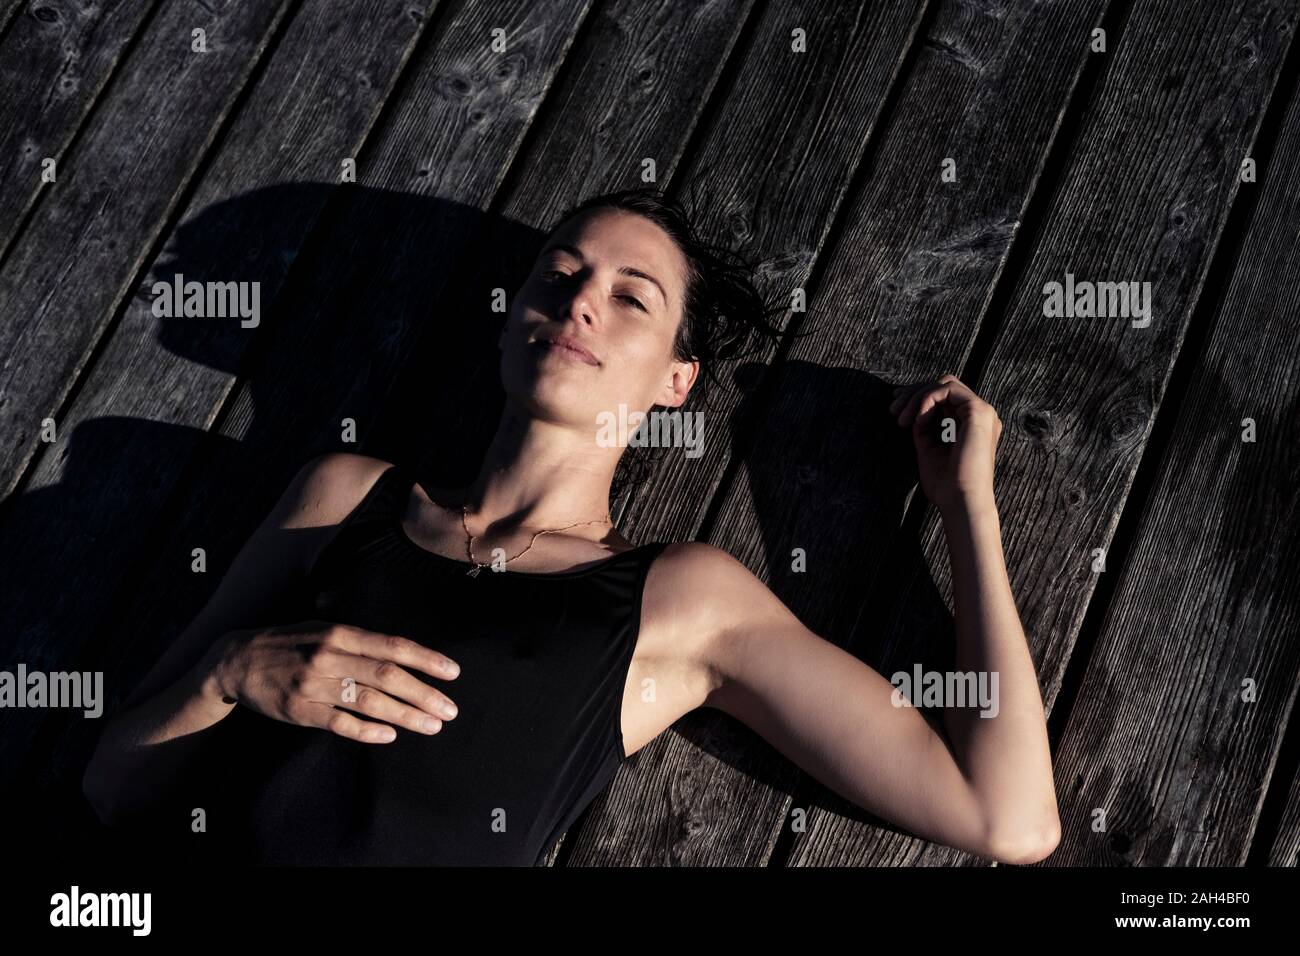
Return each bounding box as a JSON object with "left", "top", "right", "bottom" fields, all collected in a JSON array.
[{"left": 889, "top": 373, "right": 1003, "bottom": 516}]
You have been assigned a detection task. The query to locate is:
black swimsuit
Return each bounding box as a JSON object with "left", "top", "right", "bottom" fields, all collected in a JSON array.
[{"left": 156, "top": 463, "right": 668, "bottom": 866}]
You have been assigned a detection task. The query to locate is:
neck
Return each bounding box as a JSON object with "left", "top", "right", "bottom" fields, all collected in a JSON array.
[{"left": 459, "top": 400, "right": 622, "bottom": 538}]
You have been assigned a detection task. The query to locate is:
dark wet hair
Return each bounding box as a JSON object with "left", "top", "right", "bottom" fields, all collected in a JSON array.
[{"left": 541, "top": 185, "right": 785, "bottom": 502}]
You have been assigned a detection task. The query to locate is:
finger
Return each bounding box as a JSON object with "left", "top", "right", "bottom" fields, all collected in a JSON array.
[
  {"left": 907, "top": 378, "right": 980, "bottom": 429},
  {"left": 891, "top": 375, "right": 967, "bottom": 417},
  {"left": 300, "top": 677, "right": 444, "bottom": 735},
  {"left": 292, "top": 700, "right": 398, "bottom": 744},
  {"left": 329, "top": 626, "right": 460, "bottom": 681},
  {"left": 913, "top": 404, "right": 957, "bottom": 448},
  {"left": 318, "top": 650, "right": 458, "bottom": 721},
  {"left": 898, "top": 382, "right": 948, "bottom": 427},
  {"left": 912, "top": 386, "right": 961, "bottom": 430},
  {"left": 888, "top": 382, "right": 929, "bottom": 414}
]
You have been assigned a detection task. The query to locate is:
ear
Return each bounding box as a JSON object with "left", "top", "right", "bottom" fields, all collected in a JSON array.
[{"left": 658, "top": 359, "right": 700, "bottom": 409}]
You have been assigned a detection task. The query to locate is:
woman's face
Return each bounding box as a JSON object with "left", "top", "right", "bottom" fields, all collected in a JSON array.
[{"left": 498, "top": 207, "right": 698, "bottom": 431}]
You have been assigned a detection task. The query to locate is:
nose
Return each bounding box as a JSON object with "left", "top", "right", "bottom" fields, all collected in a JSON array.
[{"left": 558, "top": 269, "right": 599, "bottom": 328}]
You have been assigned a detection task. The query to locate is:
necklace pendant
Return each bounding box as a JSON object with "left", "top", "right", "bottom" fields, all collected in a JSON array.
[{"left": 466, "top": 564, "right": 483, "bottom": 578}]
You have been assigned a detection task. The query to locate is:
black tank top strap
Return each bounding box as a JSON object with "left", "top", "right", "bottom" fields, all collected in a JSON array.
[
  {"left": 299, "top": 461, "right": 410, "bottom": 584},
  {"left": 352, "top": 461, "right": 414, "bottom": 526}
]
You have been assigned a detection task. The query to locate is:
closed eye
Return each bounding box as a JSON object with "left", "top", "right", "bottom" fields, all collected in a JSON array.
[{"left": 541, "top": 269, "right": 646, "bottom": 311}]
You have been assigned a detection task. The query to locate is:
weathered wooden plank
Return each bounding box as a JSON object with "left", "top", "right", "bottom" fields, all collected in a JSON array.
[
  {"left": 1269, "top": 767, "right": 1300, "bottom": 865},
  {"left": 0, "top": 0, "right": 26, "bottom": 37},
  {"left": 1047, "top": 75, "right": 1300, "bottom": 865},
  {"left": 0, "top": 0, "right": 159, "bottom": 262},
  {"left": 792, "top": 0, "right": 1299, "bottom": 866},
  {"left": 0, "top": 0, "right": 296, "bottom": 498},
  {"left": 0, "top": 0, "right": 441, "bottom": 776},
  {"left": 21, "top": 0, "right": 595, "bottom": 800}
]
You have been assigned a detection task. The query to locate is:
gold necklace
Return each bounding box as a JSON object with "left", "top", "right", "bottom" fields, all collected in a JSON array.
[{"left": 458, "top": 503, "right": 612, "bottom": 577}]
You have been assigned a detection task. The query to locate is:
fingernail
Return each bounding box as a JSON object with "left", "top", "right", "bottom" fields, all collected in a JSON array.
[
  {"left": 447, "top": 662, "right": 461, "bottom": 677},
  {"left": 442, "top": 701, "right": 458, "bottom": 719},
  {"left": 420, "top": 716, "right": 441, "bottom": 733}
]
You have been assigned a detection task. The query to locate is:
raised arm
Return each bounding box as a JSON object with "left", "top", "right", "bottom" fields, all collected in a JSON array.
[{"left": 689, "top": 375, "right": 1059, "bottom": 864}]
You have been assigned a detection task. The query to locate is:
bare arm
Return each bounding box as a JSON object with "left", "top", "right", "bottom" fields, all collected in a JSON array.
[
  {"left": 81, "top": 452, "right": 398, "bottom": 824},
  {"left": 691, "top": 375, "right": 1058, "bottom": 864},
  {"left": 934, "top": 499, "right": 1057, "bottom": 860},
  {"left": 893, "top": 373, "right": 1058, "bottom": 859}
]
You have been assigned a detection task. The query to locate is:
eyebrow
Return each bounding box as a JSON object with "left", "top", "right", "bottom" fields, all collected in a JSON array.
[{"left": 541, "top": 242, "right": 669, "bottom": 308}]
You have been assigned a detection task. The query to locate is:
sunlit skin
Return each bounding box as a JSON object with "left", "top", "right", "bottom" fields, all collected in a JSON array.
[{"left": 83, "top": 208, "right": 1061, "bottom": 865}]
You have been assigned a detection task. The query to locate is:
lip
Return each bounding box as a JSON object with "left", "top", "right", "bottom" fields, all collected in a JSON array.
[{"left": 534, "top": 334, "right": 600, "bottom": 366}]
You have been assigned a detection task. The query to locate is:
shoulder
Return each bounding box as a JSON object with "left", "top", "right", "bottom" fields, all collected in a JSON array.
[
  {"left": 642, "top": 541, "right": 799, "bottom": 698},
  {"left": 649, "top": 540, "right": 776, "bottom": 602},
  {"left": 651, "top": 540, "right": 758, "bottom": 584},
  {"left": 266, "top": 452, "right": 397, "bottom": 533}
]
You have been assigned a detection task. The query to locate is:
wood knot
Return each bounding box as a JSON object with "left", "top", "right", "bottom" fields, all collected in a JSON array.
[
  {"left": 440, "top": 74, "right": 472, "bottom": 98},
  {"left": 1168, "top": 199, "right": 1195, "bottom": 232},
  {"left": 494, "top": 58, "right": 518, "bottom": 82},
  {"left": 1061, "top": 484, "right": 1086, "bottom": 510},
  {"left": 1020, "top": 408, "right": 1055, "bottom": 443},
  {"left": 727, "top": 210, "right": 751, "bottom": 243},
  {"left": 1107, "top": 405, "right": 1148, "bottom": 445}
]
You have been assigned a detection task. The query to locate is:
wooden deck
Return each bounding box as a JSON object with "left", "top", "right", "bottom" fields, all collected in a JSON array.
[{"left": 1, "top": 0, "right": 1298, "bottom": 867}]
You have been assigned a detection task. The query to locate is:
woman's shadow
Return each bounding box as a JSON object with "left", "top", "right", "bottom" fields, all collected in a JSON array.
[{"left": 1, "top": 184, "right": 545, "bottom": 835}]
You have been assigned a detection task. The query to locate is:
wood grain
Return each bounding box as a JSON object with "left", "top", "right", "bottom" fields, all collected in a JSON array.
[
  {"left": 0, "top": 0, "right": 295, "bottom": 497},
  {"left": 1269, "top": 766, "right": 1300, "bottom": 866},
  {"left": 0, "top": 0, "right": 159, "bottom": 261},
  {"left": 794, "top": 0, "right": 1299, "bottom": 866},
  {"left": 1049, "top": 68, "right": 1300, "bottom": 865}
]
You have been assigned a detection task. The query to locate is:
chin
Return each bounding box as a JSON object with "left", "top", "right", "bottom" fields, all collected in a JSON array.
[{"left": 501, "top": 371, "right": 598, "bottom": 425}]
